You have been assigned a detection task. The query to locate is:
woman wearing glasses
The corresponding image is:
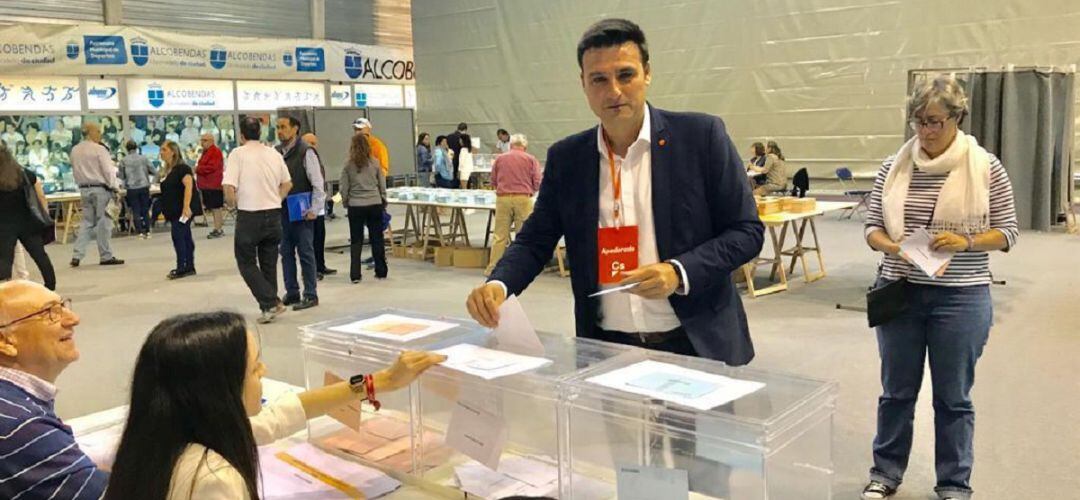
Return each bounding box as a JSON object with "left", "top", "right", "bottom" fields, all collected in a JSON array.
[
  {"left": 104, "top": 311, "right": 445, "bottom": 500},
  {"left": 860, "top": 75, "right": 1018, "bottom": 500}
]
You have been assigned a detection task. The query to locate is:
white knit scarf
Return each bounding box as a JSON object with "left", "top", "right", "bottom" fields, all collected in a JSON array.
[{"left": 882, "top": 129, "right": 991, "bottom": 240}]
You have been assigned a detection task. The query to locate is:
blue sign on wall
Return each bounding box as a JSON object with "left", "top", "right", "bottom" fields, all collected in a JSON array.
[
  {"left": 65, "top": 41, "right": 80, "bottom": 60},
  {"left": 295, "top": 47, "right": 325, "bottom": 72},
  {"left": 355, "top": 92, "right": 367, "bottom": 108},
  {"left": 210, "top": 46, "right": 227, "bottom": 70},
  {"left": 84, "top": 35, "right": 128, "bottom": 65},
  {"left": 148, "top": 84, "right": 165, "bottom": 108},
  {"left": 282, "top": 51, "right": 294, "bottom": 67},
  {"left": 344, "top": 50, "right": 363, "bottom": 79},
  {"left": 131, "top": 38, "right": 149, "bottom": 66}
]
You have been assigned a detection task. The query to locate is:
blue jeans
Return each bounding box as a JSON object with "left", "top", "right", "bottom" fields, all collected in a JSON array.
[
  {"left": 280, "top": 212, "right": 317, "bottom": 300},
  {"left": 870, "top": 281, "right": 992, "bottom": 500},
  {"left": 72, "top": 187, "right": 114, "bottom": 261},
  {"left": 126, "top": 187, "right": 151, "bottom": 235},
  {"left": 169, "top": 219, "right": 194, "bottom": 272}
]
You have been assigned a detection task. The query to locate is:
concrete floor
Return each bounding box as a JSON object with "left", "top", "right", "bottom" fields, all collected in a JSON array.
[{"left": 34, "top": 207, "right": 1080, "bottom": 499}]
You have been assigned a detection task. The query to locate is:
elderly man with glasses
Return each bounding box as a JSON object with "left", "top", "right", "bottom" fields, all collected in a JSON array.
[{"left": 0, "top": 280, "right": 107, "bottom": 499}]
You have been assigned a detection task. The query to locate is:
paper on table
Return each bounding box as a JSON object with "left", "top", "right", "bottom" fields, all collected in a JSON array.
[
  {"left": 445, "top": 390, "right": 508, "bottom": 470},
  {"left": 587, "top": 360, "right": 765, "bottom": 411},
  {"left": 900, "top": 228, "right": 953, "bottom": 278},
  {"left": 454, "top": 455, "right": 613, "bottom": 500},
  {"left": 327, "top": 313, "right": 459, "bottom": 342},
  {"left": 260, "top": 442, "right": 401, "bottom": 499},
  {"left": 493, "top": 295, "right": 545, "bottom": 356},
  {"left": 434, "top": 343, "right": 552, "bottom": 380},
  {"left": 616, "top": 465, "right": 689, "bottom": 500}
]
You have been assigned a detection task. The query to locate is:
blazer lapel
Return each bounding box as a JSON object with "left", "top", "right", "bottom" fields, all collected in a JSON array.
[
  {"left": 582, "top": 126, "right": 601, "bottom": 293},
  {"left": 650, "top": 106, "right": 673, "bottom": 260}
]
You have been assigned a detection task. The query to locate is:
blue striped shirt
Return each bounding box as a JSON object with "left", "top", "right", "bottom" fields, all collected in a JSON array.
[{"left": 0, "top": 380, "right": 107, "bottom": 499}]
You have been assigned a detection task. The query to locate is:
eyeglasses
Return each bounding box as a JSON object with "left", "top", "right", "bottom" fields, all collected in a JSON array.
[
  {"left": 0, "top": 299, "right": 72, "bottom": 330},
  {"left": 909, "top": 116, "right": 953, "bottom": 133}
]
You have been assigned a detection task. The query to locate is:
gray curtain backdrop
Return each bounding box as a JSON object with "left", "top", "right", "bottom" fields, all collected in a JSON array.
[{"left": 909, "top": 69, "right": 1075, "bottom": 231}]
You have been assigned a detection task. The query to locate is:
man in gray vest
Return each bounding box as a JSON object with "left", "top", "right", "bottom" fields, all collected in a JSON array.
[{"left": 275, "top": 116, "right": 325, "bottom": 310}]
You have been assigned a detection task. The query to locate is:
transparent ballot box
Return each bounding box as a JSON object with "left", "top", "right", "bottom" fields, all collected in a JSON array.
[
  {"left": 561, "top": 349, "right": 838, "bottom": 500},
  {"left": 298, "top": 309, "right": 490, "bottom": 478}
]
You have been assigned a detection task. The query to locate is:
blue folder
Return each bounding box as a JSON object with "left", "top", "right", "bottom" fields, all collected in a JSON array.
[{"left": 286, "top": 192, "right": 312, "bottom": 222}]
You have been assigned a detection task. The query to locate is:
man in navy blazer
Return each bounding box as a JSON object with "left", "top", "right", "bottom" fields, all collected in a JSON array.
[{"left": 466, "top": 18, "right": 764, "bottom": 366}]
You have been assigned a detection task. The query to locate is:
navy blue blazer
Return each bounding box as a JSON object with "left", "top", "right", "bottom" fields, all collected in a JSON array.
[{"left": 489, "top": 106, "right": 764, "bottom": 366}]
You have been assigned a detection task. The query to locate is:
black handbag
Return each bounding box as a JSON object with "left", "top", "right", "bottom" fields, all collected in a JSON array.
[
  {"left": 22, "top": 170, "right": 55, "bottom": 244},
  {"left": 866, "top": 277, "right": 908, "bottom": 328}
]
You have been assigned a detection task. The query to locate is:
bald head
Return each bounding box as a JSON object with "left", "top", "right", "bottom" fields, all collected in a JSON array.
[
  {"left": 81, "top": 122, "right": 101, "bottom": 143},
  {"left": 302, "top": 133, "right": 318, "bottom": 149},
  {"left": 0, "top": 280, "right": 80, "bottom": 381}
]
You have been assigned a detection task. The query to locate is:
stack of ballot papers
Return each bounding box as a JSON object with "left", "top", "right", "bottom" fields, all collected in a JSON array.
[
  {"left": 260, "top": 443, "right": 400, "bottom": 499},
  {"left": 453, "top": 455, "right": 613, "bottom": 500}
]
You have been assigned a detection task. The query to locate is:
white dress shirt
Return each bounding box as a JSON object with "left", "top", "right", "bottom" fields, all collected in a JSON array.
[
  {"left": 70, "top": 140, "right": 120, "bottom": 190},
  {"left": 222, "top": 141, "right": 292, "bottom": 212},
  {"left": 597, "top": 105, "right": 689, "bottom": 333}
]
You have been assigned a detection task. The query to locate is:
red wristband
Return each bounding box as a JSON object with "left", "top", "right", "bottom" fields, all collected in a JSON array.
[{"left": 363, "top": 374, "right": 380, "bottom": 411}]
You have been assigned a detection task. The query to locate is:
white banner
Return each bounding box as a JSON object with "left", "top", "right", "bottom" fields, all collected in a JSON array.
[
  {"left": 236, "top": 81, "right": 325, "bottom": 110},
  {"left": 0, "top": 24, "right": 414, "bottom": 83},
  {"left": 127, "top": 78, "right": 234, "bottom": 112},
  {"left": 0, "top": 76, "right": 81, "bottom": 112},
  {"left": 355, "top": 84, "right": 404, "bottom": 108},
  {"left": 86, "top": 79, "right": 120, "bottom": 110},
  {"left": 329, "top": 84, "right": 353, "bottom": 107}
]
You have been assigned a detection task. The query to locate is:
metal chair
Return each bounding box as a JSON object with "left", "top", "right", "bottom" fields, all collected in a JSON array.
[{"left": 836, "top": 167, "right": 871, "bottom": 219}]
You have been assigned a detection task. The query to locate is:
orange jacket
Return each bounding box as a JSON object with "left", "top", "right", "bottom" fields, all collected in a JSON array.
[{"left": 369, "top": 135, "right": 390, "bottom": 177}]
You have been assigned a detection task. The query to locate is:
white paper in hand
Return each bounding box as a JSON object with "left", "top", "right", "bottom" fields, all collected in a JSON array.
[
  {"left": 493, "top": 295, "right": 545, "bottom": 356},
  {"left": 900, "top": 228, "right": 953, "bottom": 278}
]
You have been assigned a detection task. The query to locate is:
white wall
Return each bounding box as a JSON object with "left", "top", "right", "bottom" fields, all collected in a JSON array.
[{"left": 412, "top": 0, "right": 1080, "bottom": 177}]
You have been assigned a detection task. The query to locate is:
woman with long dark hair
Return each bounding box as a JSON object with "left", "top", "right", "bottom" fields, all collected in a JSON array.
[
  {"left": 340, "top": 132, "right": 388, "bottom": 283},
  {"left": 0, "top": 143, "right": 55, "bottom": 289},
  {"left": 159, "top": 140, "right": 196, "bottom": 279},
  {"left": 105, "top": 311, "right": 444, "bottom": 499},
  {"left": 416, "top": 132, "right": 433, "bottom": 185}
]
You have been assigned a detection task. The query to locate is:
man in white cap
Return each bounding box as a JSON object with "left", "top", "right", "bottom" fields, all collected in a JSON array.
[{"left": 353, "top": 118, "right": 390, "bottom": 178}]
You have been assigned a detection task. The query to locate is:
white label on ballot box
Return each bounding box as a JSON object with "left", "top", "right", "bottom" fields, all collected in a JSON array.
[
  {"left": 587, "top": 360, "right": 765, "bottom": 410},
  {"left": 616, "top": 465, "right": 689, "bottom": 500}
]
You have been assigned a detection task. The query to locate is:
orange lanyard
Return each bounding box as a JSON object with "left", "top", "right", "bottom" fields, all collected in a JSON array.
[{"left": 604, "top": 134, "right": 623, "bottom": 226}]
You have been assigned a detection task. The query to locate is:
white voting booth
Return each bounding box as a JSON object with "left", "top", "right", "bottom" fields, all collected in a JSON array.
[{"left": 300, "top": 309, "right": 837, "bottom": 499}]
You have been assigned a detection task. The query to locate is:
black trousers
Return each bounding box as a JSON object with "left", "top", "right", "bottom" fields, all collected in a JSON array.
[
  {"left": 347, "top": 205, "right": 387, "bottom": 280},
  {"left": 314, "top": 215, "right": 327, "bottom": 272},
  {"left": 0, "top": 224, "right": 56, "bottom": 290},
  {"left": 234, "top": 209, "right": 282, "bottom": 311}
]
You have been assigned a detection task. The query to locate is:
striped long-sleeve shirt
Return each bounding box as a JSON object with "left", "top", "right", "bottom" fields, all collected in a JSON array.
[
  {"left": 0, "top": 380, "right": 107, "bottom": 499},
  {"left": 865, "top": 154, "right": 1019, "bottom": 286}
]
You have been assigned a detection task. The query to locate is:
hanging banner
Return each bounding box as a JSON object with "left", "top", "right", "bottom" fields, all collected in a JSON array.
[
  {"left": 86, "top": 79, "right": 120, "bottom": 110},
  {"left": 404, "top": 85, "right": 417, "bottom": 109},
  {"left": 329, "top": 85, "right": 353, "bottom": 107},
  {"left": 237, "top": 81, "right": 325, "bottom": 110},
  {"left": 0, "top": 76, "right": 81, "bottom": 112},
  {"left": 354, "top": 84, "right": 404, "bottom": 108},
  {"left": 127, "top": 78, "right": 234, "bottom": 112},
  {"left": 0, "top": 24, "right": 414, "bottom": 83}
]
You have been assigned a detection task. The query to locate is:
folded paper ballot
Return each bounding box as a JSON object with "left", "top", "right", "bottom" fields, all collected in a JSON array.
[
  {"left": 588, "top": 360, "right": 765, "bottom": 411},
  {"left": 433, "top": 343, "right": 552, "bottom": 380}
]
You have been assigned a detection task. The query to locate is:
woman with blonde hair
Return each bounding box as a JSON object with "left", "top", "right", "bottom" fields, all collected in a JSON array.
[
  {"left": 860, "top": 75, "right": 1018, "bottom": 500},
  {"left": 159, "top": 140, "right": 196, "bottom": 279}
]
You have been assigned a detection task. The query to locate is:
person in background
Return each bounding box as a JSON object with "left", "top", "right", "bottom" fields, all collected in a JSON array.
[
  {"left": 27, "top": 139, "right": 48, "bottom": 169},
  {"left": 224, "top": 118, "right": 292, "bottom": 324},
  {"left": 353, "top": 118, "right": 390, "bottom": 178},
  {"left": 100, "top": 117, "right": 119, "bottom": 143},
  {"left": 745, "top": 141, "right": 767, "bottom": 184},
  {"left": 416, "top": 132, "right": 434, "bottom": 185},
  {"left": 301, "top": 133, "right": 338, "bottom": 280},
  {"left": 159, "top": 140, "right": 196, "bottom": 279},
  {"left": 2, "top": 122, "right": 25, "bottom": 151},
  {"left": 0, "top": 281, "right": 108, "bottom": 499},
  {"left": 494, "top": 128, "right": 511, "bottom": 153},
  {"left": 860, "top": 75, "right": 1018, "bottom": 500},
  {"left": 197, "top": 133, "right": 227, "bottom": 239},
  {"left": 103, "top": 311, "right": 445, "bottom": 500},
  {"left": 446, "top": 122, "right": 470, "bottom": 187},
  {"left": 748, "top": 141, "right": 786, "bottom": 196},
  {"left": 485, "top": 133, "right": 542, "bottom": 277},
  {"left": 180, "top": 116, "right": 200, "bottom": 147},
  {"left": 22, "top": 122, "right": 45, "bottom": 146},
  {"left": 340, "top": 133, "right": 388, "bottom": 283},
  {"left": 50, "top": 120, "right": 73, "bottom": 148},
  {"left": 457, "top": 141, "right": 476, "bottom": 189},
  {"left": 0, "top": 145, "right": 55, "bottom": 289},
  {"left": 433, "top": 135, "right": 455, "bottom": 188},
  {"left": 164, "top": 124, "right": 180, "bottom": 145},
  {"left": 70, "top": 122, "right": 124, "bottom": 268},
  {"left": 118, "top": 140, "right": 156, "bottom": 239},
  {"left": 275, "top": 116, "right": 324, "bottom": 311}
]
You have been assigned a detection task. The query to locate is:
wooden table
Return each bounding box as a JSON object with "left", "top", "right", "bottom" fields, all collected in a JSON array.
[
  {"left": 387, "top": 199, "right": 496, "bottom": 259},
  {"left": 741, "top": 201, "right": 858, "bottom": 298},
  {"left": 47, "top": 185, "right": 162, "bottom": 245}
]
